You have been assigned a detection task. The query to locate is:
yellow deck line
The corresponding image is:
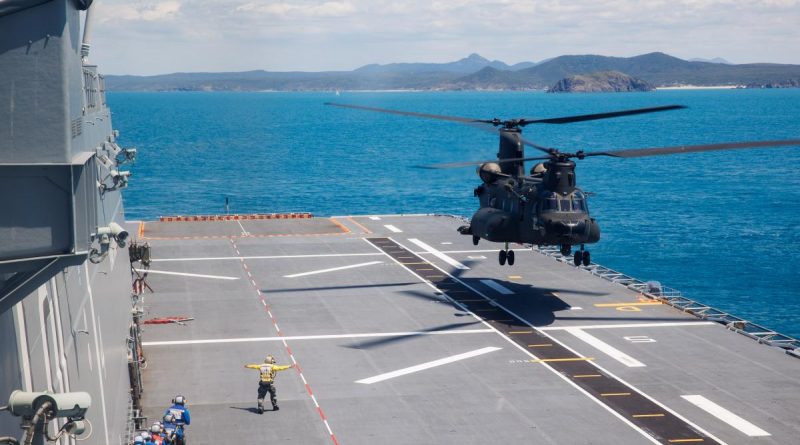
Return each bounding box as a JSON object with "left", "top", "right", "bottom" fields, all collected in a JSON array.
[
  {"left": 668, "top": 439, "right": 705, "bottom": 443},
  {"left": 508, "top": 330, "right": 534, "bottom": 334},
  {"left": 573, "top": 374, "right": 602, "bottom": 378},
  {"left": 528, "top": 344, "right": 553, "bottom": 347},
  {"left": 633, "top": 413, "right": 665, "bottom": 418},
  {"left": 594, "top": 302, "right": 662, "bottom": 307},
  {"left": 601, "top": 393, "right": 631, "bottom": 397},
  {"left": 529, "top": 357, "right": 594, "bottom": 363}
]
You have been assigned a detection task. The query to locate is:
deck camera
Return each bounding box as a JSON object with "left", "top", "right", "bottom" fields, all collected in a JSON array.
[
  {"left": 116, "top": 148, "right": 137, "bottom": 165},
  {"left": 95, "top": 222, "right": 129, "bottom": 248},
  {"left": 8, "top": 390, "right": 91, "bottom": 419},
  {"left": 110, "top": 169, "right": 131, "bottom": 188}
]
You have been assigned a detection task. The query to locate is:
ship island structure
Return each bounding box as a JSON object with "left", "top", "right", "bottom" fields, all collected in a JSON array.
[{"left": 1, "top": 2, "right": 799, "bottom": 445}]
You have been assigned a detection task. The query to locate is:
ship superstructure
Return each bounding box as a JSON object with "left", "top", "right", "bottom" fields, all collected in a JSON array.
[{"left": 1, "top": 1, "right": 139, "bottom": 444}]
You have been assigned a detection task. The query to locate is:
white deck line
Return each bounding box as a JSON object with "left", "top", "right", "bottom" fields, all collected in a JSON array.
[
  {"left": 480, "top": 279, "right": 514, "bottom": 295},
  {"left": 384, "top": 224, "right": 403, "bottom": 233},
  {"left": 566, "top": 328, "right": 646, "bottom": 368},
  {"left": 407, "top": 238, "right": 469, "bottom": 270},
  {"left": 150, "top": 249, "right": 504, "bottom": 263},
  {"left": 681, "top": 395, "right": 771, "bottom": 437},
  {"left": 368, "top": 216, "right": 381, "bottom": 220},
  {"left": 283, "top": 261, "right": 383, "bottom": 278},
  {"left": 142, "top": 328, "right": 494, "bottom": 346},
  {"left": 152, "top": 253, "right": 385, "bottom": 262},
  {"left": 133, "top": 268, "right": 240, "bottom": 280},
  {"left": 356, "top": 347, "right": 502, "bottom": 384},
  {"left": 539, "top": 321, "right": 716, "bottom": 331}
]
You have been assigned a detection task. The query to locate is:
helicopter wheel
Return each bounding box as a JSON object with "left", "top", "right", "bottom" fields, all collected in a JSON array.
[
  {"left": 573, "top": 251, "right": 582, "bottom": 267},
  {"left": 472, "top": 236, "right": 480, "bottom": 246},
  {"left": 560, "top": 244, "right": 571, "bottom": 256},
  {"left": 499, "top": 249, "right": 507, "bottom": 266},
  {"left": 582, "top": 250, "right": 591, "bottom": 266},
  {"left": 507, "top": 250, "right": 515, "bottom": 266}
]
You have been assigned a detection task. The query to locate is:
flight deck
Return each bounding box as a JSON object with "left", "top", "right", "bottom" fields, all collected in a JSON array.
[{"left": 133, "top": 214, "right": 800, "bottom": 445}]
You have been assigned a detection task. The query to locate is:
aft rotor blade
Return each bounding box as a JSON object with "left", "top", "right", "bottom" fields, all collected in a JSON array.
[
  {"left": 325, "top": 102, "right": 480, "bottom": 124},
  {"left": 587, "top": 139, "right": 800, "bottom": 158},
  {"left": 416, "top": 155, "right": 552, "bottom": 169},
  {"left": 520, "top": 105, "right": 686, "bottom": 125}
]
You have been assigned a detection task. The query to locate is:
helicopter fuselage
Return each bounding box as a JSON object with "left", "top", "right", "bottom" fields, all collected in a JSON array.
[{"left": 469, "top": 172, "right": 600, "bottom": 247}]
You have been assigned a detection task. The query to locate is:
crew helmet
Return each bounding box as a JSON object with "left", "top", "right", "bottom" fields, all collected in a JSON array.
[
  {"left": 172, "top": 395, "right": 186, "bottom": 405},
  {"left": 264, "top": 355, "right": 276, "bottom": 364},
  {"left": 134, "top": 436, "right": 144, "bottom": 445},
  {"left": 150, "top": 424, "right": 162, "bottom": 434},
  {"left": 141, "top": 432, "right": 151, "bottom": 440},
  {"left": 163, "top": 413, "right": 175, "bottom": 424}
]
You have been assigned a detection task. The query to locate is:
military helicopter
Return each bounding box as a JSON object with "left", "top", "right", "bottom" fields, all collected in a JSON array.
[{"left": 326, "top": 102, "right": 800, "bottom": 267}]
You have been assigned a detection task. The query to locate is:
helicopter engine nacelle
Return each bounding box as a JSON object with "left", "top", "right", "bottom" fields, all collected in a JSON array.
[{"left": 477, "top": 162, "right": 502, "bottom": 184}]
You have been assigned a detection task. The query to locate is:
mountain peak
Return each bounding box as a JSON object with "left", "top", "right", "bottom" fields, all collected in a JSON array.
[{"left": 464, "top": 53, "right": 489, "bottom": 62}]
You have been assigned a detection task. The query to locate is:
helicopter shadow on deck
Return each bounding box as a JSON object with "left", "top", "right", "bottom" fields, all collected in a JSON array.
[{"left": 344, "top": 271, "right": 692, "bottom": 350}]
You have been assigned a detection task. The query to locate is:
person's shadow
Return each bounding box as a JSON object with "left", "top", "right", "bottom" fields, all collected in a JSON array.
[{"left": 229, "top": 406, "right": 263, "bottom": 415}]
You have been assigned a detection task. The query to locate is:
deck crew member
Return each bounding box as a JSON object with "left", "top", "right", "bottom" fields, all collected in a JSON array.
[
  {"left": 244, "top": 355, "right": 294, "bottom": 413},
  {"left": 165, "top": 395, "right": 191, "bottom": 426}
]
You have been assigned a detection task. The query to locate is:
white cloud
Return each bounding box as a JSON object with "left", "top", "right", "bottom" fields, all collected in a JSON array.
[
  {"left": 236, "top": 1, "right": 356, "bottom": 17},
  {"left": 101, "top": 1, "right": 182, "bottom": 22}
]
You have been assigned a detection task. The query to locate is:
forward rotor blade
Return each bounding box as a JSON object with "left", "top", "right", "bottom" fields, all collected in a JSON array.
[
  {"left": 416, "top": 155, "right": 552, "bottom": 169},
  {"left": 520, "top": 105, "right": 686, "bottom": 125},
  {"left": 587, "top": 139, "right": 800, "bottom": 158},
  {"left": 325, "top": 102, "right": 480, "bottom": 124}
]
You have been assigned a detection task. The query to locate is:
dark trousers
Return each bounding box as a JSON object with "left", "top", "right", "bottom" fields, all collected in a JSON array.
[{"left": 257, "top": 382, "right": 277, "bottom": 406}]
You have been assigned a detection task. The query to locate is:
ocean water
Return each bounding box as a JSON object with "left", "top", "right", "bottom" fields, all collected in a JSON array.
[{"left": 108, "top": 89, "right": 800, "bottom": 339}]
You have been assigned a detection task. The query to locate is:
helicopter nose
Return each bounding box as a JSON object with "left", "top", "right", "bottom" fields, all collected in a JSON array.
[{"left": 547, "top": 219, "right": 586, "bottom": 236}]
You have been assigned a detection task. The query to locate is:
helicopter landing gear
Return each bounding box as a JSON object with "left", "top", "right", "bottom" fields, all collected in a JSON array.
[
  {"left": 499, "top": 243, "right": 515, "bottom": 266},
  {"left": 560, "top": 244, "right": 571, "bottom": 256},
  {"left": 573, "top": 245, "right": 591, "bottom": 267},
  {"left": 472, "top": 235, "right": 480, "bottom": 246}
]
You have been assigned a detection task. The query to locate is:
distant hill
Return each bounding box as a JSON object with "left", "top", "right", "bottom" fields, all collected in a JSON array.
[
  {"left": 547, "top": 71, "right": 654, "bottom": 93},
  {"left": 104, "top": 52, "right": 800, "bottom": 92}
]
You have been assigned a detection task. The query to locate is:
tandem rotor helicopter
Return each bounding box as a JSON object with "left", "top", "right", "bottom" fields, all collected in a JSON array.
[{"left": 327, "top": 102, "right": 800, "bottom": 267}]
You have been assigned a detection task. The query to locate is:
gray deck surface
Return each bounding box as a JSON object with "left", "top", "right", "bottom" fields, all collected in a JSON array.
[{"left": 136, "top": 215, "right": 800, "bottom": 445}]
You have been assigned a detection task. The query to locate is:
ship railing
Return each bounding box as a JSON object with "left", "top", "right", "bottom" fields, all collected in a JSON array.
[{"left": 531, "top": 244, "right": 800, "bottom": 357}]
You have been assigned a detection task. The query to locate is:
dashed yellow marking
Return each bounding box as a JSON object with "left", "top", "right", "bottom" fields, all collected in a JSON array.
[
  {"left": 529, "top": 357, "right": 594, "bottom": 363},
  {"left": 427, "top": 275, "right": 444, "bottom": 279},
  {"left": 398, "top": 256, "right": 415, "bottom": 259},
  {"left": 668, "top": 439, "right": 705, "bottom": 443},
  {"left": 573, "top": 374, "right": 602, "bottom": 378},
  {"left": 594, "top": 302, "right": 662, "bottom": 307},
  {"left": 507, "top": 275, "right": 522, "bottom": 279},
  {"left": 527, "top": 344, "right": 553, "bottom": 348},
  {"left": 509, "top": 330, "right": 534, "bottom": 335},
  {"left": 418, "top": 268, "right": 434, "bottom": 271},
  {"left": 601, "top": 393, "right": 631, "bottom": 397},
  {"left": 633, "top": 413, "right": 665, "bottom": 418}
]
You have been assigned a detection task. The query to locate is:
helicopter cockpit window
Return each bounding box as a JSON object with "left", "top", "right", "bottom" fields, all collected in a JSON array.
[
  {"left": 542, "top": 196, "right": 559, "bottom": 212},
  {"left": 559, "top": 199, "right": 571, "bottom": 212},
  {"left": 570, "top": 192, "right": 587, "bottom": 212}
]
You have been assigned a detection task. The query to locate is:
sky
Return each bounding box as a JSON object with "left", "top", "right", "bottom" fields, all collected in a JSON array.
[{"left": 90, "top": 0, "right": 800, "bottom": 75}]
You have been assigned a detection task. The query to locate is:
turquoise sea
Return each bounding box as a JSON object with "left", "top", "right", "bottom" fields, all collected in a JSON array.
[{"left": 108, "top": 89, "right": 800, "bottom": 339}]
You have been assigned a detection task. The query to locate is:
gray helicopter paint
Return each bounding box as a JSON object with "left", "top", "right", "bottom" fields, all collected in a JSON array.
[{"left": 1, "top": 2, "right": 136, "bottom": 444}]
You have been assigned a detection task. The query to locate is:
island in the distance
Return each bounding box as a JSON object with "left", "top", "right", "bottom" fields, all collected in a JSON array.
[{"left": 547, "top": 71, "right": 654, "bottom": 93}]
